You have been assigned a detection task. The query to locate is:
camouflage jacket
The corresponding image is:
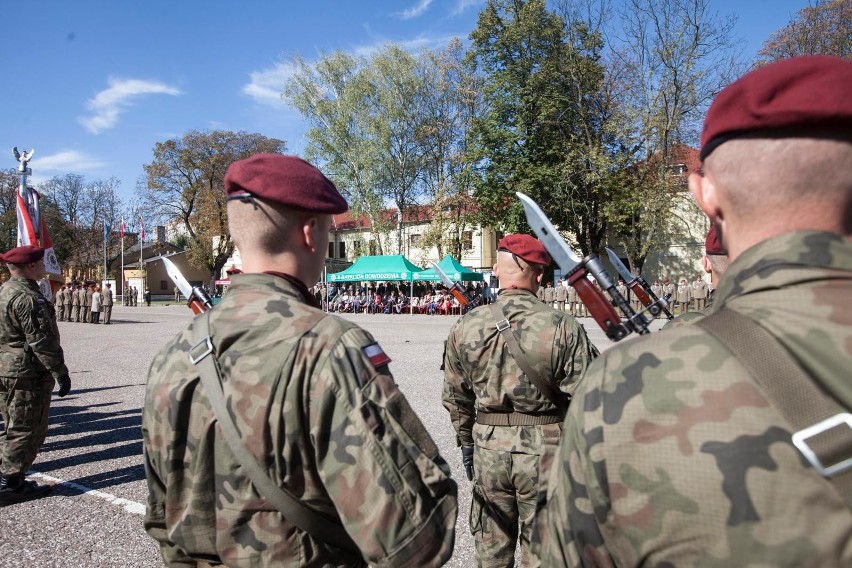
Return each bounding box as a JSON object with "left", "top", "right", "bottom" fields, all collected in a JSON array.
[
  {"left": 536, "top": 231, "right": 852, "bottom": 567},
  {"left": 442, "top": 288, "right": 599, "bottom": 454},
  {"left": 142, "top": 273, "right": 458, "bottom": 568},
  {"left": 0, "top": 276, "right": 67, "bottom": 380}
]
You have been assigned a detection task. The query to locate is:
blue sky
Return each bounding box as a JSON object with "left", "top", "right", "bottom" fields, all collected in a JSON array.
[{"left": 2, "top": 0, "right": 809, "bottom": 205}]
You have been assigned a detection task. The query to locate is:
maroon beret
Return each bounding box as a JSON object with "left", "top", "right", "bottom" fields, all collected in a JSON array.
[
  {"left": 705, "top": 224, "right": 726, "bottom": 256},
  {"left": 0, "top": 245, "right": 45, "bottom": 265},
  {"left": 224, "top": 154, "right": 348, "bottom": 214},
  {"left": 700, "top": 56, "right": 852, "bottom": 160},
  {"left": 498, "top": 234, "right": 551, "bottom": 266}
]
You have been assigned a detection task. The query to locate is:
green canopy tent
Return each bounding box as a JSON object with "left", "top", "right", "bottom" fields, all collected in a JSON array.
[
  {"left": 413, "top": 255, "right": 485, "bottom": 282},
  {"left": 327, "top": 255, "right": 424, "bottom": 313}
]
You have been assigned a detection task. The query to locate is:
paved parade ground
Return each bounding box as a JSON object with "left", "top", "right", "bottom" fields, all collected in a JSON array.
[{"left": 0, "top": 303, "right": 664, "bottom": 568}]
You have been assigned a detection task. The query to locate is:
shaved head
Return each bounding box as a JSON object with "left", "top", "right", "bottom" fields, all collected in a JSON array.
[{"left": 704, "top": 136, "right": 852, "bottom": 215}]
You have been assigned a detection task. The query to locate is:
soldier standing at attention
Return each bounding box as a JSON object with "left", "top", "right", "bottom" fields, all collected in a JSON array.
[
  {"left": 543, "top": 281, "right": 555, "bottom": 308},
  {"left": 83, "top": 284, "right": 93, "bottom": 323},
  {"left": 142, "top": 154, "right": 458, "bottom": 567},
  {"left": 0, "top": 245, "right": 71, "bottom": 506},
  {"left": 675, "top": 276, "right": 691, "bottom": 313},
  {"left": 536, "top": 56, "right": 852, "bottom": 566},
  {"left": 62, "top": 283, "right": 72, "bottom": 322},
  {"left": 443, "top": 234, "right": 598, "bottom": 567},
  {"left": 691, "top": 272, "right": 709, "bottom": 311},
  {"left": 555, "top": 278, "right": 567, "bottom": 311},
  {"left": 101, "top": 283, "right": 113, "bottom": 324},
  {"left": 70, "top": 284, "right": 81, "bottom": 322}
]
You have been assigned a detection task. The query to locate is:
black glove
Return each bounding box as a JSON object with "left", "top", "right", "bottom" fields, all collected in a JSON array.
[
  {"left": 461, "top": 446, "right": 474, "bottom": 481},
  {"left": 56, "top": 375, "right": 71, "bottom": 397}
]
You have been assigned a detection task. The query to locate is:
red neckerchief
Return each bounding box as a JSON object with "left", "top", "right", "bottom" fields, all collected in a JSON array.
[{"left": 263, "top": 271, "right": 321, "bottom": 309}]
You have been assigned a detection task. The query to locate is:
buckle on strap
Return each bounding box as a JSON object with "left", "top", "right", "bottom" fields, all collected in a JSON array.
[
  {"left": 188, "top": 336, "right": 214, "bottom": 365},
  {"left": 792, "top": 413, "right": 852, "bottom": 477},
  {"left": 496, "top": 318, "right": 511, "bottom": 332}
]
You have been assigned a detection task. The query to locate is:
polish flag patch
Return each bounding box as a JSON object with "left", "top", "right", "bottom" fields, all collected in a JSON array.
[{"left": 363, "top": 343, "right": 391, "bottom": 367}]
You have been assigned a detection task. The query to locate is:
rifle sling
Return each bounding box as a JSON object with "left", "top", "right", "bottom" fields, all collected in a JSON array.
[
  {"left": 489, "top": 303, "right": 567, "bottom": 416},
  {"left": 189, "top": 311, "right": 361, "bottom": 555},
  {"left": 697, "top": 308, "right": 852, "bottom": 507}
]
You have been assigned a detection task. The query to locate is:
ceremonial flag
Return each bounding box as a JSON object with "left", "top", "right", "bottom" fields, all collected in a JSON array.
[
  {"left": 16, "top": 187, "right": 61, "bottom": 277},
  {"left": 140, "top": 217, "right": 145, "bottom": 243},
  {"left": 120, "top": 219, "right": 125, "bottom": 239},
  {"left": 104, "top": 220, "right": 109, "bottom": 241},
  {"left": 41, "top": 218, "right": 62, "bottom": 276}
]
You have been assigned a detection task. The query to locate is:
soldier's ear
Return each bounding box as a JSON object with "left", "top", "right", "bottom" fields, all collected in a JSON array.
[{"left": 689, "top": 172, "right": 722, "bottom": 224}]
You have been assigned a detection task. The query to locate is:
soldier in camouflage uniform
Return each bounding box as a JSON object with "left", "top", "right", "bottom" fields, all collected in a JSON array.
[
  {"left": 535, "top": 56, "right": 852, "bottom": 566},
  {"left": 0, "top": 245, "right": 71, "bottom": 506},
  {"left": 142, "top": 154, "right": 458, "bottom": 567},
  {"left": 443, "top": 234, "right": 598, "bottom": 567}
]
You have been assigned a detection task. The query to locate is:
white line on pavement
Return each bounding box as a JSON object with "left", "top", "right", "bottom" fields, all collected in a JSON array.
[{"left": 29, "top": 472, "right": 146, "bottom": 515}]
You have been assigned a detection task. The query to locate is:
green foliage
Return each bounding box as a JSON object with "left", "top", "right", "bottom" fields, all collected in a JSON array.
[{"left": 140, "top": 130, "right": 285, "bottom": 282}]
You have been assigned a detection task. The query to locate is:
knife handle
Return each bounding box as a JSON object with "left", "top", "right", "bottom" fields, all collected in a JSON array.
[
  {"left": 188, "top": 298, "right": 209, "bottom": 314},
  {"left": 628, "top": 281, "right": 651, "bottom": 307},
  {"left": 569, "top": 269, "right": 630, "bottom": 341}
]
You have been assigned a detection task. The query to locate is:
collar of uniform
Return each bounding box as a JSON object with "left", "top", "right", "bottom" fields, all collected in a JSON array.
[
  {"left": 225, "top": 272, "right": 319, "bottom": 308},
  {"left": 497, "top": 287, "right": 537, "bottom": 298},
  {"left": 712, "top": 231, "right": 852, "bottom": 311}
]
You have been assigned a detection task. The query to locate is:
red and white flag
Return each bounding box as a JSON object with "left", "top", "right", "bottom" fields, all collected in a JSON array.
[
  {"left": 119, "top": 219, "right": 125, "bottom": 239},
  {"left": 140, "top": 217, "right": 145, "bottom": 243},
  {"left": 16, "top": 187, "right": 61, "bottom": 277}
]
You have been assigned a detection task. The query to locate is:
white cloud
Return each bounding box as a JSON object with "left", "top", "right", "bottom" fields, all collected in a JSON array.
[
  {"left": 453, "top": 0, "right": 482, "bottom": 15},
  {"left": 34, "top": 150, "right": 107, "bottom": 173},
  {"left": 242, "top": 61, "right": 298, "bottom": 107},
  {"left": 79, "top": 78, "right": 182, "bottom": 134},
  {"left": 396, "top": 0, "right": 433, "bottom": 20}
]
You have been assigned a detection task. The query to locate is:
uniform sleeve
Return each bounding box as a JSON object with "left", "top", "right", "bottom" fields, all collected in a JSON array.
[
  {"left": 555, "top": 319, "right": 599, "bottom": 397},
  {"left": 441, "top": 320, "right": 476, "bottom": 447},
  {"left": 311, "top": 327, "right": 458, "bottom": 568},
  {"left": 13, "top": 293, "right": 68, "bottom": 380},
  {"left": 142, "top": 433, "right": 197, "bottom": 567},
  {"left": 536, "top": 358, "right": 613, "bottom": 567}
]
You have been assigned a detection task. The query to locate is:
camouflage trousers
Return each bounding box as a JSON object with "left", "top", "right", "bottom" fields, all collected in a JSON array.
[
  {"left": 0, "top": 375, "right": 54, "bottom": 475},
  {"left": 470, "top": 446, "right": 542, "bottom": 568}
]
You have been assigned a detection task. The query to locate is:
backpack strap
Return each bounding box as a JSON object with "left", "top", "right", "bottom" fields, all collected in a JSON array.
[
  {"left": 697, "top": 308, "right": 852, "bottom": 506},
  {"left": 489, "top": 303, "right": 567, "bottom": 416},
  {"left": 188, "top": 311, "right": 361, "bottom": 555}
]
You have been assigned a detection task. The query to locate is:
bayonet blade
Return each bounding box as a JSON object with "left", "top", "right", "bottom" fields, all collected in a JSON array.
[
  {"left": 516, "top": 192, "right": 582, "bottom": 273},
  {"left": 161, "top": 256, "right": 193, "bottom": 300},
  {"left": 431, "top": 262, "right": 455, "bottom": 290},
  {"left": 606, "top": 248, "right": 635, "bottom": 283}
]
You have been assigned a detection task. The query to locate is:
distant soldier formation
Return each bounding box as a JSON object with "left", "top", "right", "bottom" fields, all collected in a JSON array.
[{"left": 52, "top": 282, "right": 116, "bottom": 324}]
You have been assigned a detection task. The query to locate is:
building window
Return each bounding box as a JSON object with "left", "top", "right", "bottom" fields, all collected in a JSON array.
[
  {"left": 369, "top": 240, "right": 377, "bottom": 255},
  {"left": 328, "top": 243, "right": 335, "bottom": 258},
  {"left": 462, "top": 231, "right": 473, "bottom": 251},
  {"left": 338, "top": 242, "right": 346, "bottom": 258},
  {"left": 160, "top": 280, "right": 168, "bottom": 290},
  {"left": 409, "top": 234, "right": 421, "bottom": 247}
]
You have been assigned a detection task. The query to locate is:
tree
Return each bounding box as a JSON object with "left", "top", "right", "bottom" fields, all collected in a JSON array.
[
  {"left": 417, "top": 39, "right": 484, "bottom": 261},
  {"left": 467, "top": 0, "right": 616, "bottom": 258},
  {"left": 605, "top": 0, "right": 741, "bottom": 273},
  {"left": 140, "top": 130, "right": 285, "bottom": 283},
  {"left": 285, "top": 51, "right": 391, "bottom": 254},
  {"left": 40, "top": 174, "right": 122, "bottom": 280},
  {"left": 756, "top": 0, "right": 851, "bottom": 64}
]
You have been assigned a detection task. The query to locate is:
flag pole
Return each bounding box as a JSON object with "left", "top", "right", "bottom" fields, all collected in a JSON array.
[
  {"left": 121, "top": 218, "right": 125, "bottom": 302},
  {"left": 103, "top": 220, "right": 107, "bottom": 283}
]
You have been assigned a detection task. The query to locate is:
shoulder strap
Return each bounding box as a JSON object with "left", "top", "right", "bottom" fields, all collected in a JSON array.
[
  {"left": 188, "top": 311, "right": 361, "bottom": 555},
  {"left": 697, "top": 308, "right": 852, "bottom": 506},
  {"left": 489, "top": 303, "right": 567, "bottom": 415}
]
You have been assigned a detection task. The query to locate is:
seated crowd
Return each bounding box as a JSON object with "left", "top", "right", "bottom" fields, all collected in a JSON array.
[{"left": 314, "top": 281, "right": 493, "bottom": 315}]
